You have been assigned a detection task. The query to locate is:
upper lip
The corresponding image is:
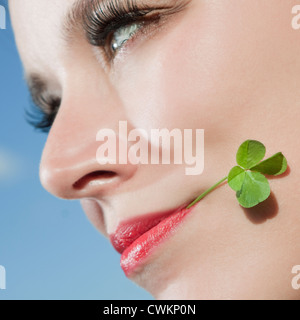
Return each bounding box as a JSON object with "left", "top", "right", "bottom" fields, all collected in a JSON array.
[{"left": 109, "top": 205, "right": 187, "bottom": 254}]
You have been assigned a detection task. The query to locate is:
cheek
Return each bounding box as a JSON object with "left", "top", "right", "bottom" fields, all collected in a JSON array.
[{"left": 112, "top": 0, "right": 290, "bottom": 136}]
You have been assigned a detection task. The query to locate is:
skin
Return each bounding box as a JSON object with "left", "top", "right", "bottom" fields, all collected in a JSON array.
[{"left": 10, "top": 0, "right": 300, "bottom": 299}]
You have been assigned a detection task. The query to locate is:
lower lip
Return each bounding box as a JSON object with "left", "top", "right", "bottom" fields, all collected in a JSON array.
[{"left": 120, "top": 206, "right": 194, "bottom": 276}]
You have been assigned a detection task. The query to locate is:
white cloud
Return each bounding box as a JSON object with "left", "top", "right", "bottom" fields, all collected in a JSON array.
[{"left": 0, "top": 148, "right": 21, "bottom": 181}]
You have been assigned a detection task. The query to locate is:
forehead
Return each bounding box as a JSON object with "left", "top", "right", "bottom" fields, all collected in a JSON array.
[{"left": 10, "top": 0, "right": 75, "bottom": 75}]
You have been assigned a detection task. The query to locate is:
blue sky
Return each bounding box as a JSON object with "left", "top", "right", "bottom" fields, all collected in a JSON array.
[{"left": 0, "top": 0, "right": 152, "bottom": 300}]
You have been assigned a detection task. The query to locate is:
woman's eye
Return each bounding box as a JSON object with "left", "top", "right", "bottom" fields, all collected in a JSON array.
[{"left": 110, "top": 22, "right": 143, "bottom": 54}]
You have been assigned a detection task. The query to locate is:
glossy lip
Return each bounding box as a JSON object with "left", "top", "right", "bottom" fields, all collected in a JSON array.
[{"left": 110, "top": 203, "right": 196, "bottom": 276}]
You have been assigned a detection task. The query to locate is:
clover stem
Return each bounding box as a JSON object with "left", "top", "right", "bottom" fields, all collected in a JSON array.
[{"left": 186, "top": 176, "right": 228, "bottom": 209}]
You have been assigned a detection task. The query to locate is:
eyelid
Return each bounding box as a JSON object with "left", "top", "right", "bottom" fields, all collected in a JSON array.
[
  {"left": 84, "top": 1, "right": 189, "bottom": 63},
  {"left": 83, "top": 0, "right": 152, "bottom": 47},
  {"left": 105, "top": 13, "right": 162, "bottom": 59}
]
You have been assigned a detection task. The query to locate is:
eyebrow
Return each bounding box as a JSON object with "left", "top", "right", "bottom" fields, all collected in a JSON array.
[
  {"left": 26, "top": 74, "right": 48, "bottom": 107},
  {"left": 63, "top": 0, "right": 105, "bottom": 44},
  {"left": 63, "top": 0, "right": 87, "bottom": 42}
]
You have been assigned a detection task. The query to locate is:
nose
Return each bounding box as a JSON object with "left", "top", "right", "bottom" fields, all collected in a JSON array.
[{"left": 39, "top": 76, "right": 137, "bottom": 200}]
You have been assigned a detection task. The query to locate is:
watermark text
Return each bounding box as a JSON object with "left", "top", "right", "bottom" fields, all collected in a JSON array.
[
  {"left": 102, "top": 303, "right": 196, "bottom": 317},
  {"left": 292, "top": 265, "right": 300, "bottom": 290},
  {"left": 96, "top": 121, "right": 204, "bottom": 176},
  {"left": 0, "top": 5, "right": 6, "bottom": 30},
  {"left": 292, "top": 5, "right": 300, "bottom": 30},
  {"left": 0, "top": 265, "right": 6, "bottom": 290}
]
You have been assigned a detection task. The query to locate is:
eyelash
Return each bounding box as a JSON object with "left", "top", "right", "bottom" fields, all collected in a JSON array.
[
  {"left": 30, "top": 0, "right": 186, "bottom": 132},
  {"left": 27, "top": 94, "right": 60, "bottom": 133},
  {"left": 83, "top": 0, "right": 168, "bottom": 60}
]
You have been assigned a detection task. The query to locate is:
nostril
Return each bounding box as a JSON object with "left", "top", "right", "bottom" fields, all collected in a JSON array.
[{"left": 73, "top": 171, "right": 117, "bottom": 190}]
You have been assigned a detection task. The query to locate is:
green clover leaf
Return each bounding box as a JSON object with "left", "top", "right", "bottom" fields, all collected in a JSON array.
[
  {"left": 236, "top": 140, "right": 266, "bottom": 169},
  {"left": 228, "top": 167, "right": 270, "bottom": 208},
  {"left": 228, "top": 166, "right": 246, "bottom": 191},
  {"left": 251, "top": 152, "right": 287, "bottom": 176},
  {"left": 187, "top": 140, "right": 288, "bottom": 209}
]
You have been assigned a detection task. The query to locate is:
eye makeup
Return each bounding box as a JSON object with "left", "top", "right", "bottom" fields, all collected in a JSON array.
[
  {"left": 82, "top": 0, "right": 188, "bottom": 61},
  {"left": 26, "top": 75, "right": 61, "bottom": 133}
]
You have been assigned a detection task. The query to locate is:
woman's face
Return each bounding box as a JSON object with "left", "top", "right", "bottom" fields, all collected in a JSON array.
[{"left": 10, "top": 0, "right": 300, "bottom": 299}]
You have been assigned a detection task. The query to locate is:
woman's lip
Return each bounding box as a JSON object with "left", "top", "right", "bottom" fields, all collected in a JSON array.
[
  {"left": 109, "top": 204, "right": 195, "bottom": 276},
  {"left": 110, "top": 207, "right": 185, "bottom": 254}
]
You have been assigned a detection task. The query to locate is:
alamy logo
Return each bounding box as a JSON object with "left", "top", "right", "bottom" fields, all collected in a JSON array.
[
  {"left": 0, "top": 5, "right": 6, "bottom": 30},
  {"left": 0, "top": 265, "right": 6, "bottom": 290},
  {"left": 292, "top": 265, "right": 300, "bottom": 290},
  {"left": 96, "top": 121, "right": 205, "bottom": 176},
  {"left": 292, "top": 5, "right": 300, "bottom": 30}
]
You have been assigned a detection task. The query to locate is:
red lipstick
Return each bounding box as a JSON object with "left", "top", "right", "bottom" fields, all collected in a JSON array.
[{"left": 110, "top": 206, "right": 194, "bottom": 276}]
